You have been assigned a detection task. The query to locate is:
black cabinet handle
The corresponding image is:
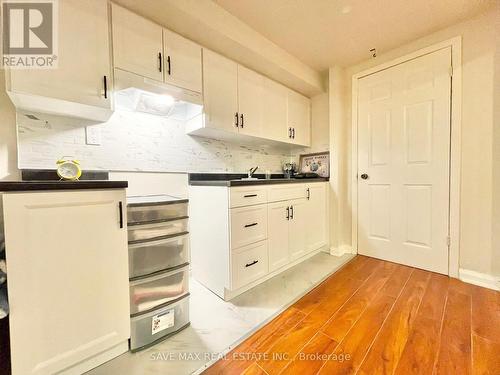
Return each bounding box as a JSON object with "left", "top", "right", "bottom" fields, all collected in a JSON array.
[
  {"left": 167, "top": 55, "right": 171, "bottom": 75},
  {"left": 118, "top": 201, "right": 124, "bottom": 228},
  {"left": 292, "top": 128, "right": 295, "bottom": 139},
  {"left": 245, "top": 260, "right": 259, "bottom": 268},
  {"left": 244, "top": 223, "right": 258, "bottom": 228},
  {"left": 240, "top": 113, "right": 244, "bottom": 128},
  {"left": 243, "top": 194, "right": 257, "bottom": 198},
  {"left": 286, "top": 206, "right": 290, "bottom": 220},
  {"left": 288, "top": 127, "right": 292, "bottom": 138},
  {"left": 290, "top": 205, "right": 294, "bottom": 219},
  {"left": 103, "top": 75, "right": 108, "bottom": 99},
  {"left": 158, "top": 52, "right": 162, "bottom": 72},
  {"left": 306, "top": 188, "right": 310, "bottom": 200},
  {"left": 235, "top": 112, "right": 239, "bottom": 127}
]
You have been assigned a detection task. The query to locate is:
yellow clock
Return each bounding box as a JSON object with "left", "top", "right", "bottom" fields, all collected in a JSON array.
[{"left": 56, "top": 157, "right": 82, "bottom": 181}]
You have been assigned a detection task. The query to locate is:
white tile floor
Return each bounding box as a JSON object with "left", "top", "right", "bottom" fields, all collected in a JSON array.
[{"left": 86, "top": 252, "right": 354, "bottom": 375}]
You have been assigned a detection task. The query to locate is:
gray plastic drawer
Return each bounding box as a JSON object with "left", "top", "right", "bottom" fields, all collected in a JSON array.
[
  {"left": 128, "top": 218, "right": 188, "bottom": 242},
  {"left": 130, "top": 264, "right": 189, "bottom": 315},
  {"left": 127, "top": 202, "right": 188, "bottom": 225},
  {"left": 128, "top": 234, "right": 189, "bottom": 279},
  {"left": 130, "top": 295, "right": 190, "bottom": 351}
]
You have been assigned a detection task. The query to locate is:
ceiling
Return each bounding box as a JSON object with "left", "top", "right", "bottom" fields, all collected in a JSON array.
[{"left": 213, "top": 0, "right": 495, "bottom": 71}]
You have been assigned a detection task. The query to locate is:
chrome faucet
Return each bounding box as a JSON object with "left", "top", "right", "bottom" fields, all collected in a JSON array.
[{"left": 248, "top": 166, "right": 259, "bottom": 178}]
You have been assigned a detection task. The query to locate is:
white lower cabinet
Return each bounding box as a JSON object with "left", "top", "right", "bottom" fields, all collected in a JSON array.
[
  {"left": 2, "top": 189, "right": 130, "bottom": 375},
  {"left": 190, "top": 182, "right": 328, "bottom": 300}
]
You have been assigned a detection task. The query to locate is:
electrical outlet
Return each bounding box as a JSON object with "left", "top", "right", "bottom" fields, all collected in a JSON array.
[{"left": 85, "top": 126, "right": 101, "bottom": 145}]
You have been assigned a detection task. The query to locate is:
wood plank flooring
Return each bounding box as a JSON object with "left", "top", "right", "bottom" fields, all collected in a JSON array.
[{"left": 203, "top": 256, "right": 500, "bottom": 375}]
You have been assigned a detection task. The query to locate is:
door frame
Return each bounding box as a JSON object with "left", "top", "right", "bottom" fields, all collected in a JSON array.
[{"left": 351, "top": 37, "right": 462, "bottom": 277}]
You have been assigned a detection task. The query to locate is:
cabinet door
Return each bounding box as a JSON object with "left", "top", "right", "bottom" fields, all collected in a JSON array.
[
  {"left": 268, "top": 201, "right": 290, "bottom": 271},
  {"left": 202, "top": 49, "right": 238, "bottom": 133},
  {"left": 288, "top": 198, "right": 308, "bottom": 261},
  {"left": 112, "top": 3, "right": 163, "bottom": 81},
  {"left": 163, "top": 29, "right": 202, "bottom": 93},
  {"left": 7, "top": 0, "right": 111, "bottom": 109},
  {"left": 237, "top": 65, "right": 264, "bottom": 137},
  {"left": 288, "top": 89, "right": 311, "bottom": 146},
  {"left": 263, "top": 78, "right": 288, "bottom": 142},
  {"left": 306, "top": 183, "right": 327, "bottom": 252},
  {"left": 3, "top": 190, "right": 129, "bottom": 375}
]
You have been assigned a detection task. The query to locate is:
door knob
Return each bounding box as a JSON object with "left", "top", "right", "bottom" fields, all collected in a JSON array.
[{"left": 360, "top": 174, "right": 369, "bottom": 180}]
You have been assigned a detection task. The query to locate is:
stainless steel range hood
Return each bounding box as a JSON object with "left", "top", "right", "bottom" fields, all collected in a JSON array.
[{"left": 113, "top": 68, "right": 203, "bottom": 120}]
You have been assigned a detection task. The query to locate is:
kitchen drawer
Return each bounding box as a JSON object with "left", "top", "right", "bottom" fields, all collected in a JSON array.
[
  {"left": 231, "top": 241, "right": 268, "bottom": 290},
  {"left": 130, "top": 264, "right": 189, "bottom": 315},
  {"left": 128, "top": 218, "right": 188, "bottom": 242},
  {"left": 230, "top": 205, "right": 267, "bottom": 249},
  {"left": 130, "top": 294, "right": 190, "bottom": 351},
  {"left": 128, "top": 233, "right": 189, "bottom": 278},
  {"left": 128, "top": 202, "right": 188, "bottom": 225},
  {"left": 230, "top": 186, "right": 267, "bottom": 208},
  {"left": 268, "top": 184, "right": 306, "bottom": 203}
]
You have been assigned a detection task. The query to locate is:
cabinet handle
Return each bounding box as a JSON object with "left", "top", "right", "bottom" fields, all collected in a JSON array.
[
  {"left": 167, "top": 55, "right": 171, "bottom": 75},
  {"left": 288, "top": 127, "right": 292, "bottom": 138},
  {"left": 286, "top": 206, "right": 290, "bottom": 220},
  {"left": 240, "top": 113, "right": 244, "bottom": 128},
  {"left": 235, "top": 112, "right": 239, "bottom": 127},
  {"left": 245, "top": 260, "right": 259, "bottom": 268},
  {"left": 103, "top": 75, "right": 108, "bottom": 99},
  {"left": 244, "top": 223, "right": 258, "bottom": 228},
  {"left": 290, "top": 205, "right": 294, "bottom": 219},
  {"left": 243, "top": 194, "right": 257, "bottom": 198},
  {"left": 158, "top": 52, "right": 162, "bottom": 72},
  {"left": 292, "top": 128, "right": 295, "bottom": 139},
  {"left": 306, "top": 188, "right": 310, "bottom": 200},
  {"left": 118, "top": 201, "right": 124, "bottom": 229}
]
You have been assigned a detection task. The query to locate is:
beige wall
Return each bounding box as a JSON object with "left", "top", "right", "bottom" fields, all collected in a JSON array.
[
  {"left": 333, "top": 8, "right": 500, "bottom": 277},
  {"left": 0, "top": 70, "right": 19, "bottom": 181}
]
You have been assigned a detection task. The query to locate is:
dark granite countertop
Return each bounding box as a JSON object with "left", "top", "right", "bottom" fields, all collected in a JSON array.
[
  {"left": 189, "top": 173, "right": 328, "bottom": 187},
  {"left": 0, "top": 180, "right": 128, "bottom": 192}
]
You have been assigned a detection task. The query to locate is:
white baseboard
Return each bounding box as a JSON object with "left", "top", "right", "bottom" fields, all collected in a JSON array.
[
  {"left": 330, "top": 245, "right": 355, "bottom": 257},
  {"left": 459, "top": 269, "right": 500, "bottom": 291}
]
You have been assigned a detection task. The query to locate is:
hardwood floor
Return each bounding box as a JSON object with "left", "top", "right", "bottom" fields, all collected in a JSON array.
[{"left": 203, "top": 256, "right": 500, "bottom": 375}]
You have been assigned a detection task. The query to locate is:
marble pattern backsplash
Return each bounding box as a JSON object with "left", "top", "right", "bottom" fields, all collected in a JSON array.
[{"left": 17, "top": 110, "right": 296, "bottom": 174}]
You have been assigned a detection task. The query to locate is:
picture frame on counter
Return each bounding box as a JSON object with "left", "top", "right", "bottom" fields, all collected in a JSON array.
[{"left": 299, "top": 151, "right": 330, "bottom": 178}]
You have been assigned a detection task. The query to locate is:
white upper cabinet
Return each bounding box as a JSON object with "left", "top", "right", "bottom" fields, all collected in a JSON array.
[
  {"left": 5, "top": 0, "right": 112, "bottom": 121},
  {"left": 163, "top": 29, "right": 202, "bottom": 93},
  {"left": 201, "top": 49, "right": 239, "bottom": 133},
  {"left": 287, "top": 90, "right": 311, "bottom": 146},
  {"left": 111, "top": 4, "right": 163, "bottom": 82},
  {"left": 263, "top": 78, "right": 288, "bottom": 143},
  {"left": 237, "top": 65, "right": 264, "bottom": 138}
]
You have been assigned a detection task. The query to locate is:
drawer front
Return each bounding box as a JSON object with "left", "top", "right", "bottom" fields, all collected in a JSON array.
[
  {"left": 268, "top": 184, "right": 306, "bottom": 203},
  {"left": 128, "top": 234, "right": 189, "bottom": 278},
  {"left": 231, "top": 241, "right": 268, "bottom": 290},
  {"left": 130, "top": 295, "right": 190, "bottom": 351},
  {"left": 128, "top": 218, "right": 188, "bottom": 242},
  {"left": 230, "top": 186, "right": 267, "bottom": 208},
  {"left": 128, "top": 202, "right": 188, "bottom": 225},
  {"left": 130, "top": 265, "right": 189, "bottom": 315},
  {"left": 230, "top": 205, "right": 268, "bottom": 249}
]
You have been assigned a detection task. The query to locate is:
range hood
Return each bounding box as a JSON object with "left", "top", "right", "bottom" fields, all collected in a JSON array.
[{"left": 113, "top": 68, "right": 203, "bottom": 120}]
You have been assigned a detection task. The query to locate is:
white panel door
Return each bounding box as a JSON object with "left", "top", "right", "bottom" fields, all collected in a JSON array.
[
  {"left": 202, "top": 50, "right": 239, "bottom": 133},
  {"left": 3, "top": 190, "right": 130, "bottom": 375},
  {"left": 288, "top": 198, "right": 308, "bottom": 261},
  {"left": 237, "top": 65, "right": 264, "bottom": 137},
  {"left": 305, "top": 183, "right": 327, "bottom": 252},
  {"left": 163, "top": 29, "right": 202, "bottom": 93},
  {"left": 267, "top": 201, "right": 290, "bottom": 271},
  {"left": 8, "top": 0, "right": 111, "bottom": 109},
  {"left": 357, "top": 47, "right": 452, "bottom": 274},
  {"left": 263, "top": 78, "right": 288, "bottom": 142},
  {"left": 112, "top": 4, "right": 163, "bottom": 81}
]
